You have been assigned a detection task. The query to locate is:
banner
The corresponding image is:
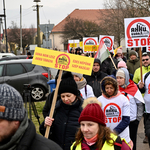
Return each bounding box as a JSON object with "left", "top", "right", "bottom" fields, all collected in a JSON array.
[
  {"left": 124, "top": 17, "right": 150, "bottom": 49},
  {"left": 99, "top": 35, "right": 114, "bottom": 53},
  {"left": 32, "top": 47, "right": 94, "bottom": 75}
]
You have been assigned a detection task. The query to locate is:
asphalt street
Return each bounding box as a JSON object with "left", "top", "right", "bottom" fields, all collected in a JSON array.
[{"left": 137, "top": 117, "right": 149, "bottom": 150}]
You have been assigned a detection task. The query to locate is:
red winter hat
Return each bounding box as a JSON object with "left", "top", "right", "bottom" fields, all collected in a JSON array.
[{"left": 79, "top": 103, "right": 106, "bottom": 126}]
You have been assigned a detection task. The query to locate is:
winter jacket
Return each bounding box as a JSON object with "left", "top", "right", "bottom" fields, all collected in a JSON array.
[
  {"left": 19, "top": 120, "right": 62, "bottom": 150},
  {"left": 40, "top": 98, "right": 83, "bottom": 150},
  {"left": 84, "top": 70, "right": 107, "bottom": 97},
  {"left": 101, "top": 57, "right": 117, "bottom": 75},
  {"left": 126, "top": 58, "right": 140, "bottom": 75},
  {"left": 133, "top": 65, "right": 150, "bottom": 84}
]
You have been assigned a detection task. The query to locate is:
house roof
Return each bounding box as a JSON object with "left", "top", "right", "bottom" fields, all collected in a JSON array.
[{"left": 52, "top": 9, "right": 108, "bottom": 33}]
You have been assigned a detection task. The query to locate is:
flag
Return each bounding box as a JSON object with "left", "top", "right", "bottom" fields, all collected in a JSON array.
[
  {"left": 114, "top": 46, "right": 122, "bottom": 56},
  {"left": 119, "top": 79, "right": 144, "bottom": 103},
  {"left": 94, "top": 40, "right": 110, "bottom": 63},
  {"left": 67, "top": 43, "right": 70, "bottom": 53}
]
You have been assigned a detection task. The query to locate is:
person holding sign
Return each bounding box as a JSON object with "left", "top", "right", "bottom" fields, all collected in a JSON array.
[
  {"left": 40, "top": 73, "right": 83, "bottom": 150},
  {"left": 0, "top": 84, "right": 62, "bottom": 150},
  {"left": 71, "top": 97, "right": 131, "bottom": 150}
]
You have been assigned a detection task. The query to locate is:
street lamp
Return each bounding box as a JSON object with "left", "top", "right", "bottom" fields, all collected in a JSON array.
[{"left": 33, "top": 0, "right": 41, "bottom": 47}]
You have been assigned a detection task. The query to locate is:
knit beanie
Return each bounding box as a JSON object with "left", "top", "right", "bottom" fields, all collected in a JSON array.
[
  {"left": 0, "top": 84, "right": 25, "bottom": 121},
  {"left": 117, "top": 61, "right": 127, "bottom": 69},
  {"left": 116, "top": 69, "right": 125, "bottom": 78},
  {"left": 58, "top": 78, "right": 78, "bottom": 96},
  {"left": 72, "top": 72, "right": 83, "bottom": 80},
  {"left": 117, "top": 48, "right": 122, "bottom": 54},
  {"left": 129, "top": 50, "right": 138, "bottom": 57},
  {"left": 78, "top": 98, "right": 106, "bottom": 126}
]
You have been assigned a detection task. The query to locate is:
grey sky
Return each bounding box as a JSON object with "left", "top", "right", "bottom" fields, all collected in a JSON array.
[{"left": 0, "top": 0, "right": 105, "bottom": 28}]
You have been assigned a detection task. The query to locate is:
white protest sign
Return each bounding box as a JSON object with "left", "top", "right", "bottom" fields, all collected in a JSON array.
[
  {"left": 99, "top": 35, "right": 114, "bottom": 53},
  {"left": 124, "top": 17, "right": 150, "bottom": 49},
  {"left": 83, "top": 37, "right": 98, "bottom": 53}
]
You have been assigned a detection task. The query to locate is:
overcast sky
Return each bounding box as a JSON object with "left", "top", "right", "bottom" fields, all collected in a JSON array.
[{"left": 0, "top": 0, "right": 105, "bottom": 29}]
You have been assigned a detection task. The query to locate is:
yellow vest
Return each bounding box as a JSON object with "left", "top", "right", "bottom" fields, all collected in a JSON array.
[{"left": 70, "top": 134, "right": 130, "bottom": 150}]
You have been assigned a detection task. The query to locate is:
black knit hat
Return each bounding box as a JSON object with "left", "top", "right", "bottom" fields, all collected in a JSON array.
[
  {"left": 58, "top": 73, "right": 78, "bottom": 96},
  {"left": 0, "top": 84, "right": 25, "bottom": 121}
]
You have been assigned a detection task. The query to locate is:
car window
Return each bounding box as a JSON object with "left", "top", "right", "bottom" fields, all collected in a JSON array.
[
  {"left": 6, "top": 64, "right": 26, "bottom": 76},
  {"left": 0, "top": 65, "right": 4, "bottom": 77},
  {"left": 23, "top": 63, "right": 35, "bottom": 72}
]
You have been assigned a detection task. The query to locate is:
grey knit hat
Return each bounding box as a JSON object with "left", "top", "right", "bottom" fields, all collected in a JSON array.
[
  {"left": 72, "top": 72, "right": 83, "bottom": 80},
  {"left": 0, "top": 84, "right": 25, "bottom": 121}
]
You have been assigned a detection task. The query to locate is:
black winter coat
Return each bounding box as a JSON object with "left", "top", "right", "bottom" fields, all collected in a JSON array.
[
  {"left": 84, "top": 70, "right": 107, "bottom": 97},
  {"left": 17, "top": 120, "right": 62, "bottom": 150},
  {"left": 40, "top": 99, "right": 83, "bottom": 150}
]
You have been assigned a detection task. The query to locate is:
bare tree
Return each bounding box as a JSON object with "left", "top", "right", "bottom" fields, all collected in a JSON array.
[
  {"left": 100, "top": 0, "right": 150, "bottom": 46},
  {"left": 62, "top": 16, "right": 102, "bottom": 43},
  {"left": 7, "top": 22, "right": 36, "bottom": 51}
]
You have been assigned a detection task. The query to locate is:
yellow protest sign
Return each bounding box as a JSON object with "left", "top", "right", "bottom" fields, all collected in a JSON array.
[
  {"left": 84, "top": 45, "right": 99, "bottom": 52},
  {"left": 32, "top": 47, "right": 94, "bottom": 75},
  {"left": 79, "top": 41, "right": 83, "bottom": 48},
  {"left": 70, "top": 43, "right": 77, "bottom": 48}
]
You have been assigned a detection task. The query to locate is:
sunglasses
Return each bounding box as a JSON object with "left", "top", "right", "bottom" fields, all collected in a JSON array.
[{"left": 142, "top": 59, "right": 149, "bottom": 61}]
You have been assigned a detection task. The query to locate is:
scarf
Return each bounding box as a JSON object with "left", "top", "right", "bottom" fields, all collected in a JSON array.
[
  {"left": 84, "top": 134, "right": 98, "bottom": 146},
  {"left": 76, "top": 77, "right": 87, "bottom": 90},
  {"left": 0, "top": 111, "right": 28, "bottom": 150},
  {"left": 81, "top": 139, "right": 98, "bottom": 150},
  {"left": 119, "top": 79, "right": 138, "bottom": 97}
]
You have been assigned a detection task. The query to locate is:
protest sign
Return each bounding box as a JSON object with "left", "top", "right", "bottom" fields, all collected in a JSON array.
[
  {"left": 32, "top": 47, "right": 94, "bottom": 75},
  {"left": 99, "top": 35, "right": 114, "bottom": 53},
  {"left": 124, "top": 17, "right": 150, "bottom": 49},
  {"left": 83, "top": 37, "right": 98, "bottom": 52}
]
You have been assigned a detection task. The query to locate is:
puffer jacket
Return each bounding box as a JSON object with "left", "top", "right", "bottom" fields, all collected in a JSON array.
[{"left": 84, "top": 70, "right": 107, "bottom": 97}]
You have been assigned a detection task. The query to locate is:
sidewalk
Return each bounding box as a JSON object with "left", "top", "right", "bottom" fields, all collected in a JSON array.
[{"left": 137, "top": 117, "right": 149, "bottom": 150}]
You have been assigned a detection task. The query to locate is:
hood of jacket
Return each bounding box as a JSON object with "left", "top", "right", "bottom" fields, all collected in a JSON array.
[{"left": 100, "top": 76, "right": 118, "bottom": 98}]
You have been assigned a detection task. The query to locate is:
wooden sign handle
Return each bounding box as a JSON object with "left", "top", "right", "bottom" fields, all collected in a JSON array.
[{"left": 45, "top": 70, "right": 63, "bottom": 138}]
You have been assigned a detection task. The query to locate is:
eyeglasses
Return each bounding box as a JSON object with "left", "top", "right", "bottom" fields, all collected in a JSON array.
[{"left": 142, "top": 59, "right": 149, "bottom": 61}]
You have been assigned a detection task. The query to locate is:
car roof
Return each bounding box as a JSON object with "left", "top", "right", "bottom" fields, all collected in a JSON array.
[{"left": 0, "top": 59, "right": 33, "bottom": 64}]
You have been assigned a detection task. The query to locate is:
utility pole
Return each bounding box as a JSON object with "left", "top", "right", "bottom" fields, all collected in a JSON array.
[
  {"left": 33, "top": 0, "right": 42, "bottom": 47},
  {"left": 20, "top": 5, "right": 23, "bottom": 54},
  {"left": 0, "top": 18, "right": 2, "bottom": 52},
  {"left": 0, "top": 0, "right": 8, "bottom": 52}
]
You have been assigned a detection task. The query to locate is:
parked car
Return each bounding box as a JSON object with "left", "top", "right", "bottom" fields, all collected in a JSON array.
[
  {"left": 0, "top": 53, "right": 16, "bottom": 59},
  {"left": 0, "top": 55, "right": 28, "bottom": 62},
  {"left": 0, "top": 59, "right": 51, "bottom": 101}
]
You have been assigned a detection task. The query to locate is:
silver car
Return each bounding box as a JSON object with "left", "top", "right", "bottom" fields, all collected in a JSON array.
[{"left": 0, "top": 59, "right": 51, "bottom": 101}]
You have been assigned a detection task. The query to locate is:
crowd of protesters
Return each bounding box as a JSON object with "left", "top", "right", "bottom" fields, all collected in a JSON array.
[{"left": 0, "top": 46, "right": 150, "bottom": 150}]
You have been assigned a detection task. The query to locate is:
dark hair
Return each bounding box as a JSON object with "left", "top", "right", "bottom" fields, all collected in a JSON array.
[
  {"left": 74, "top": 124, "right": 115, "bottom": 150},
  {"left": 27, "top": 52, "right": 31, "bottom": 55}
]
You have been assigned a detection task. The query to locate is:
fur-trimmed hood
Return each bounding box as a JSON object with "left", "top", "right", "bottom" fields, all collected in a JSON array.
[
  {"left": 100, "top": 76, "right": 118, "bottom": 98},
  {"left": 82, "top": 97, "right": 102, "bottom": 109}
]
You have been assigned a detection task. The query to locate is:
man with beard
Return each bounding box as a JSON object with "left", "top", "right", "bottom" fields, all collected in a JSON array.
[
  {"left": 0, "top": 83, "right": 62, "bottom": 150},
  {"left": 84, "top": 58, "right": 107, "bottom": 97}
]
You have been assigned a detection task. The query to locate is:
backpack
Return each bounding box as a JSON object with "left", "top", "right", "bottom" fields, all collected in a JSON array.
[{"left": 72, "top": 136, "right": 122, "bottom": 150}]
